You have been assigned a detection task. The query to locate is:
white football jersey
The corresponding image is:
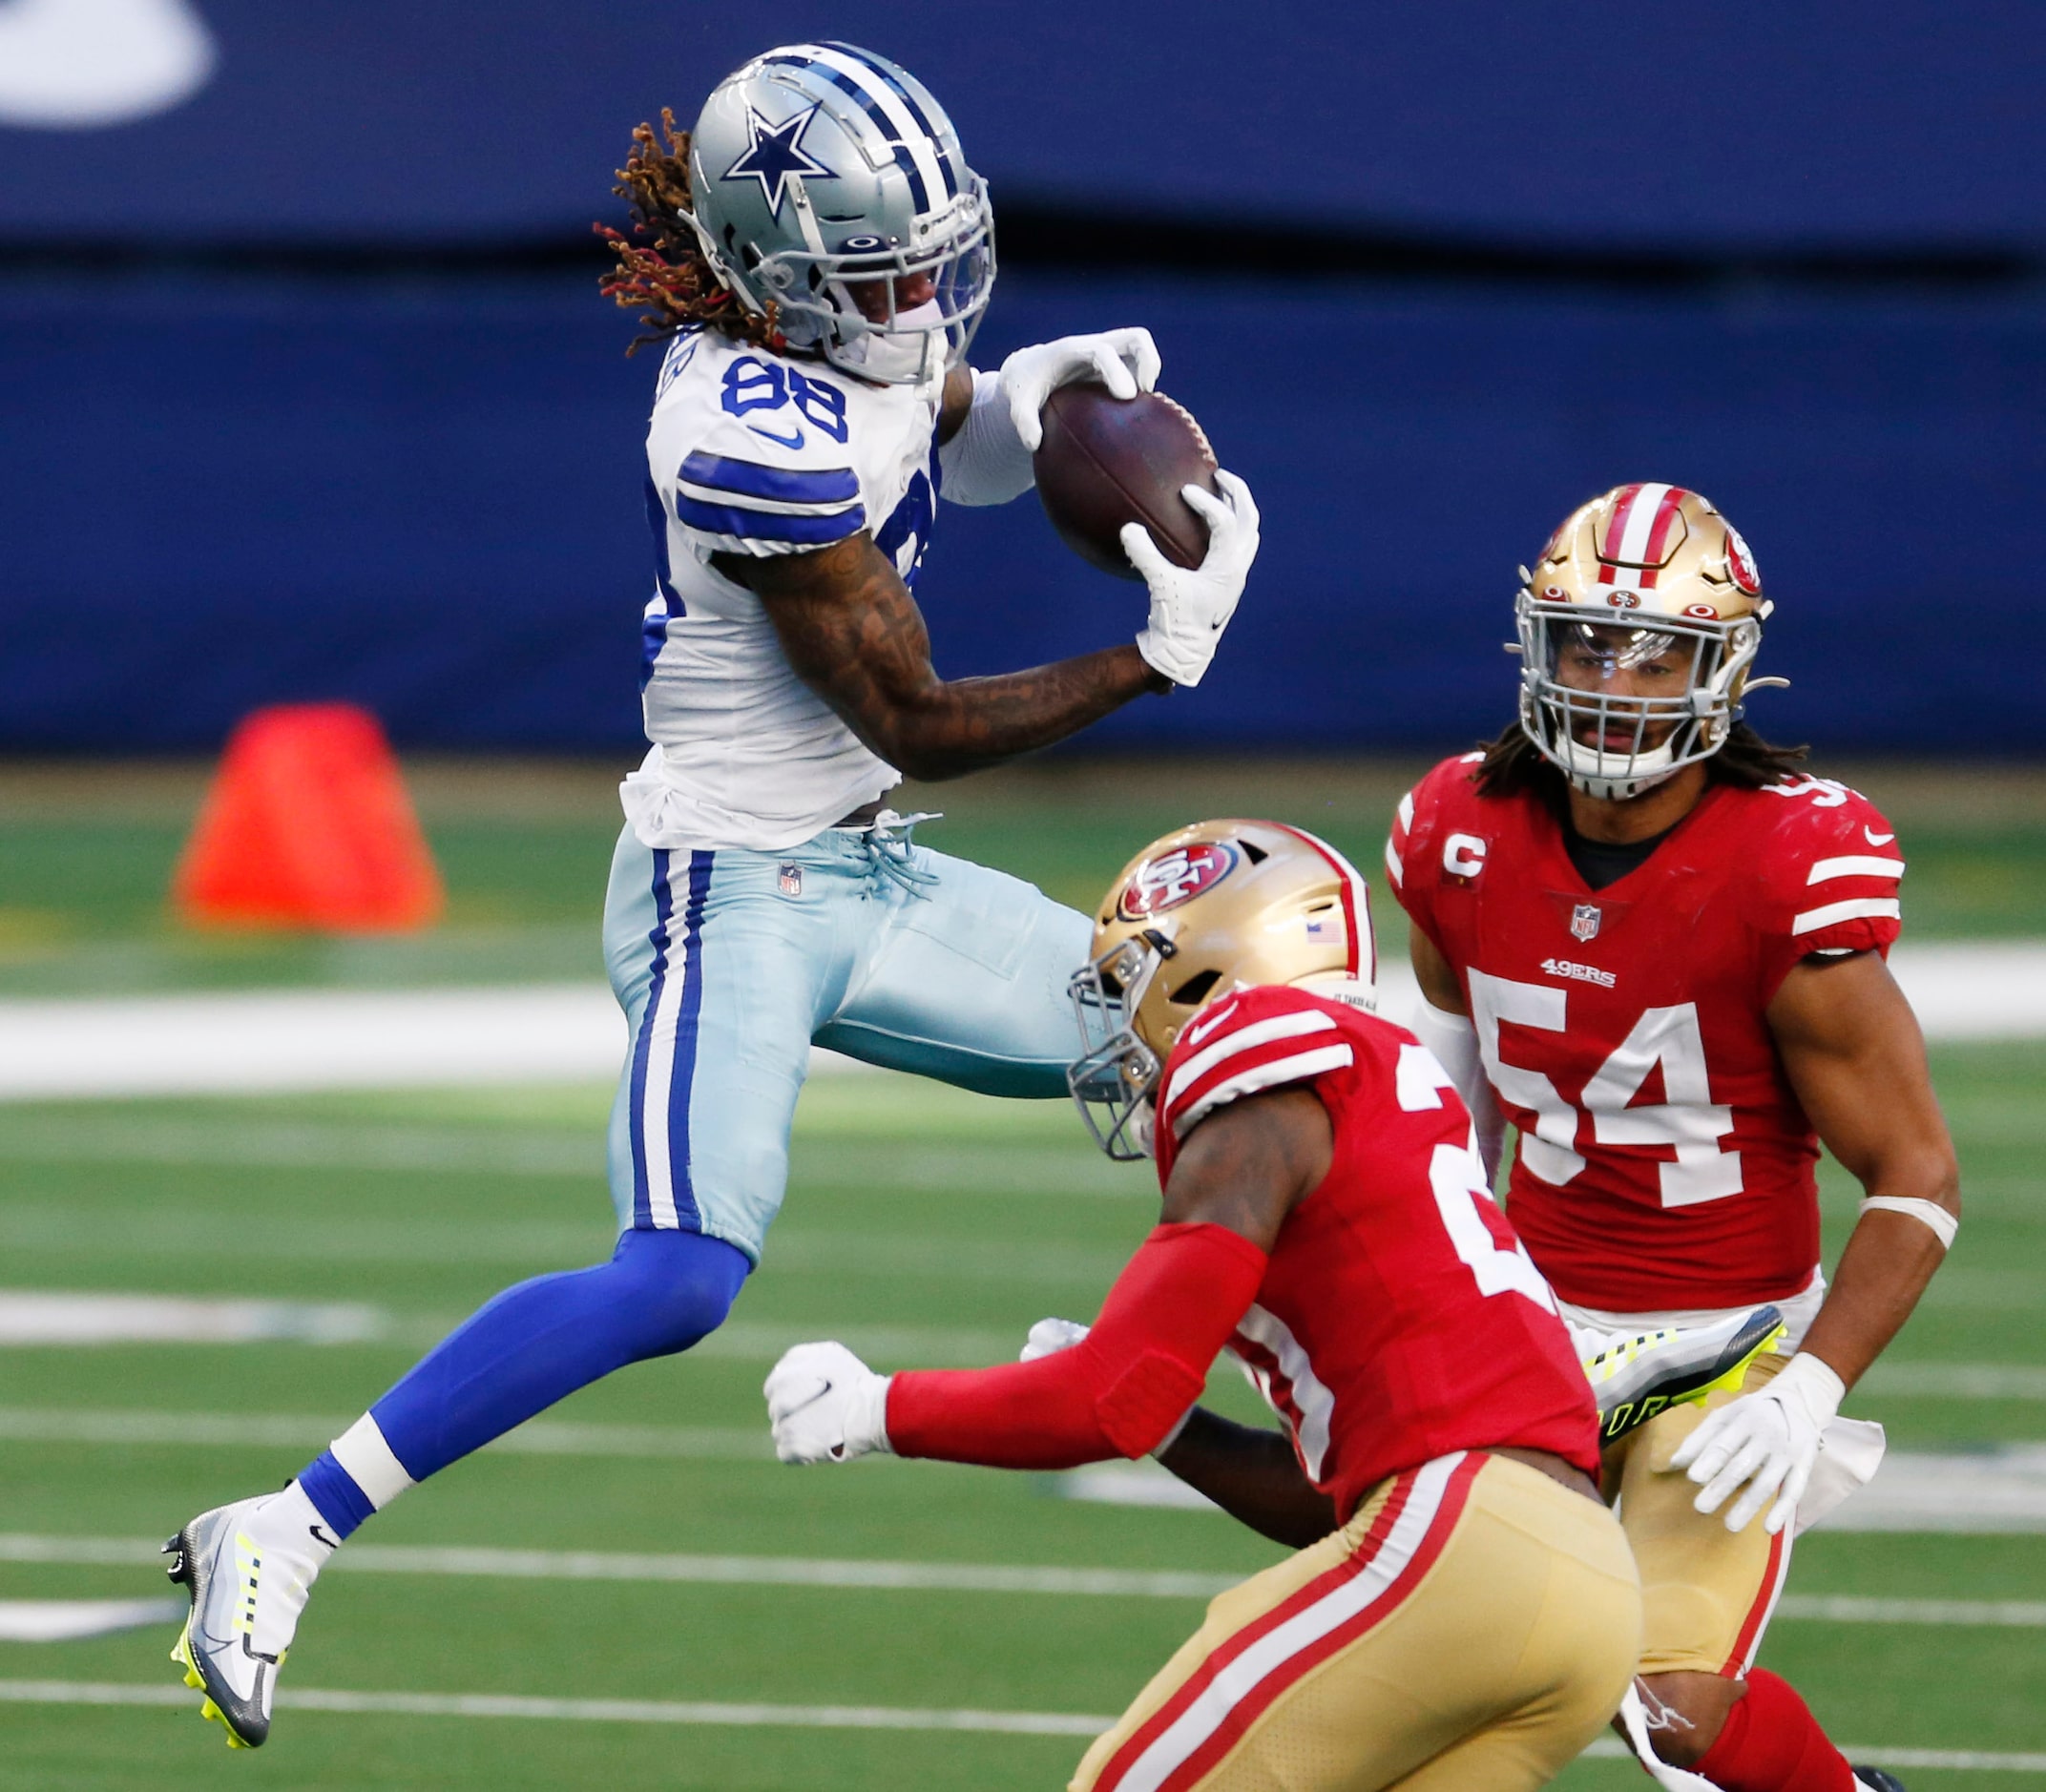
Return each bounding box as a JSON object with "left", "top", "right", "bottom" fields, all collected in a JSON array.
[{"left": 623, "top": 326, "right": 945, "bottom": 852}]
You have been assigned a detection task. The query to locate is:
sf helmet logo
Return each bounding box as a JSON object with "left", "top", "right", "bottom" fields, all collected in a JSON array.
[
  {"left": 1117, "top": 843, "right": 1238, "bottom": 920},
  {"left": 1725, "top": 526, "right": 1762, "bottom": 594}
]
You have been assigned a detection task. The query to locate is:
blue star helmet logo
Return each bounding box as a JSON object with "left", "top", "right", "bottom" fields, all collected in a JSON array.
[{"left": 720, "top": 105, "right": 835, "bottom": 219}]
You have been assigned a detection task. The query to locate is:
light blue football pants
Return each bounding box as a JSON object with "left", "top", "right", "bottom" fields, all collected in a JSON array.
[{"left": 601, "top": 820, "right": 1095, "bottom": 1263}]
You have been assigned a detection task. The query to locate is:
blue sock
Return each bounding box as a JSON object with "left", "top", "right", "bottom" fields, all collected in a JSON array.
[{"left": 296, "top": 1229, "right": 749, "bottom": 1535}]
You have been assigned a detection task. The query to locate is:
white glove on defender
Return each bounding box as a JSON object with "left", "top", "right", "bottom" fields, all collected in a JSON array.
[
  {"left": 999, "top": 327, "right": 1161, "bottom": 453},
  {"left": 763, "top": 1342, "right": 893, "bottom": 1466},
  {"left": 1671, "top": 1351, "right": 1846, "bottom": 1534},
  {"left": 1128, "top": 470, "right": 1260, "bottom": 689},
  {"left": 1020, "top": 1317, "right": 1092, "bottom": 1363}
]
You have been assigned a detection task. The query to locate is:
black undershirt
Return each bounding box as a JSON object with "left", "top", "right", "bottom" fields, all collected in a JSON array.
[{"left": 1561, "top": 818, "right": 1680, "bottom": 891}]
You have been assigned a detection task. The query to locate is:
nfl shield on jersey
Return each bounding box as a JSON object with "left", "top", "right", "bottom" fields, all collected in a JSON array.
[
  {"left": 629, "top": 326, "right": 946, "bottom": 853},
  {"left": 1388, "top": 756, "right": 1906, "bottom": 1315}
]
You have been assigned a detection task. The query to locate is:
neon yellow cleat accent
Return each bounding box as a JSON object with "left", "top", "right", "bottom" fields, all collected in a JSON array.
[{"left": 1591, "top": 1305, "right": 1787, "bottom": 1444}]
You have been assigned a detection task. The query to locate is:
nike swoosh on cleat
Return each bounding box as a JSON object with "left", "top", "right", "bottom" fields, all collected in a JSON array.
[
  {"left": 1864, "top": 826, "right": 1895, "bottom": 844},
  {"left": 748, "top": 423, "right": 804, "bottom": 448}
]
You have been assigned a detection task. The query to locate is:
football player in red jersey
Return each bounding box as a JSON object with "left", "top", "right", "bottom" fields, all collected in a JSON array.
[
  {"left": 1385, "top": 484, "right": 1957, "bottom": 1792},
  {"left": 764, "top": 821, "right": 1644, "bottom": 1791}
]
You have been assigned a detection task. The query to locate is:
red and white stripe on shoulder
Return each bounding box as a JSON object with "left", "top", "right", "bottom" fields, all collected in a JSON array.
[
  {"left": 1384, "top": 787, "right": 1416, "bottom": 890},
  {"left": 1160, "top": 995, "right": 1354, "bottom": 1142}
]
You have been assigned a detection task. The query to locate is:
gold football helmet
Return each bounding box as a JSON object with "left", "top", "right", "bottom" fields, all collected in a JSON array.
[
  {"left": 1067, "top": 819, "right": 1375, "bottom": 1159},
  {"left": 1516, "top": 483, "right": 1784, "bottom": 800}
]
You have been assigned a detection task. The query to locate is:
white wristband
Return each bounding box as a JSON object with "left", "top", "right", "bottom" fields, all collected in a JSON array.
[
  {"left": 1859, "top": 1196, "right": 1958, "bottom": 1250},
  {"left": 935, "top": 368, "right": 1034, "bottom": 507}
]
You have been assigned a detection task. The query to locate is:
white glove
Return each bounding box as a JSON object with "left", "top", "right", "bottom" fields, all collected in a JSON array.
[
  {"left": 1670, "top": 1351, "right": 1846, "bottom": 1534},
  {"left": 763, "top": 1342, "right": 893, "bottom": 1466},
  {"left": 1127, "top": 470, "right": 1260, "bottom": 689},
  {"left": 1020, "top": 1317, "right": 1091, "bottom": 1362},
  {"left": 999, "top": 327, "right": 1161, "bottom": 453}
]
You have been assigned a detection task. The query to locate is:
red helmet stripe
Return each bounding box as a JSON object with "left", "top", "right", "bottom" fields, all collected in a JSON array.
[
  {"left": 1597, "top": 483, "right": 1644, "bottom": 581},
  {"left": 1636, "top": 485, "right": 1689, "bottom": 590},
  {"left": 1266, "top": 823, "right": 1372, "bottom": 979}
]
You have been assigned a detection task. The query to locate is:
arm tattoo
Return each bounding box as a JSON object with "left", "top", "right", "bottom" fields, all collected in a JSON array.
[{"left": 722, "top": 531, "right": 1167, "bottom": 781}]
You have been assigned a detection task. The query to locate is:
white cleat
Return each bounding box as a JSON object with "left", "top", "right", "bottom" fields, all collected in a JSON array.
[
  {"left": 164, "top": 1489, "right": 334, "bottom": 1749},
  {"left": 1576, "top": 1305, "right": 1786, "bottom": 1445}
]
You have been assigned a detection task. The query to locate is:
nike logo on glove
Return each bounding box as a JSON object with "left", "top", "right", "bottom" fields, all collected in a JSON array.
[{"left": 748, "top": 423, "right": 805, "bottom": 449}]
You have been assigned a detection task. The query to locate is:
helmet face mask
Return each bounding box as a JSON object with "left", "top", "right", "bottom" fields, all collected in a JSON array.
[
  {"left": 1067, "top": 935, "right": 1167, "bottom": 1162},
  {"left": 1514, "top": 484, "right": 1773, "bottom": 802},
  {"left": 686, "top": 43, "right": 995, "bottom": 386},
  {"left": 1065, "top": 821, "right": 1377, "bottom": 1160}
]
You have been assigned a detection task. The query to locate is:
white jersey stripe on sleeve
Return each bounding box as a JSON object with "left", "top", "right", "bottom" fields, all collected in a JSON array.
[
  {"left": 1806, "top": 856, "right": 1906, "bottom": 885},
  {"left": 1161, "top": 1010, "right": 1338, "bottom": 1115},
  {"left": 1173, "top": 1045, "right": 1355, "bottom": 1137},
  {"left": 1790, "top": 897, "right": 1901, "bottom": 935},
  {"left": 1232, "top": 1304, "right": 1335, "bottom": 1479}
]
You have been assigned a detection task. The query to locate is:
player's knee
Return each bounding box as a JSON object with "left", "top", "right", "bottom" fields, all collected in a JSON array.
[
  {"left": 1639, "top": 1671, "right": 1741, "bottom": 1768},
  {"left": 608, "top": 1228, "right": 751, "bottom": 1358}
]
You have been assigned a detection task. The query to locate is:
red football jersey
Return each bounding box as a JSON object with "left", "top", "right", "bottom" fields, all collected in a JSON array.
[
  {"left": 1154, "top": 984, "right": 1599, "bottom": 1519},
  {"left": 1388, "top": 755, "right": 1905, "bottom": 1310}
]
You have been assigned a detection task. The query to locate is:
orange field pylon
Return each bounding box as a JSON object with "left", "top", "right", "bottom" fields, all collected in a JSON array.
[{"left": 173, "top": 703, "right": 445, "bottom": 932}]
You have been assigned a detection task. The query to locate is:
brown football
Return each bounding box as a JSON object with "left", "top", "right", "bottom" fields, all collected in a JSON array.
[{"left": 1033, "top": 384, "right": 1220, "bottom": 581}]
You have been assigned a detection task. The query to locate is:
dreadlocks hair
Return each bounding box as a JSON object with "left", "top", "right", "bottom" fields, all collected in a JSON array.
[
  {"left": 595, "top": 110, "right": 781, "bottom": 357},
  {"left": 1473, "top": 717, "right": 1809, "bottom": 802}
]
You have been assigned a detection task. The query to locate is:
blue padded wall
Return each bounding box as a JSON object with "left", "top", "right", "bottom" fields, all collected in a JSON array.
[{"left": 1, "top": 271, "right": 2038, "bottom": 754}]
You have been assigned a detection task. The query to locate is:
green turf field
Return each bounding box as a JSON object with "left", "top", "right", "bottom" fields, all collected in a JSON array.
[
  {"left": 0, "top": 754, "right": 2042, "bottom": 998},
  {"left": 0, "top": 1058, "right": 2042, "bottom": 1789},
  {"left": 0, "top": 759, "right": 2042, "bottom": 1788}
]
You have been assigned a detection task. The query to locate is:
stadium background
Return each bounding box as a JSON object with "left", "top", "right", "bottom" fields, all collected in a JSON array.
[{"left": 2, "top": 6, "right": 2044, "bottom": 1788}]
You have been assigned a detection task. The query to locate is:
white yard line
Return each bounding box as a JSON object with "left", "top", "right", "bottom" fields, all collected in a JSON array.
[
  {"left": 0, "top": 1678, "right": 1111, "bottom": 1736},
  {"left": 0, "top": 1303, "right": 1024, "bottom": 1360},
  {"left": 7, "top": 1531, "right": 2046, "bottom": 1620},
  {"left": 0, "top": 1599, "right": 183, "bottom": 1642},
  {"left": 0, "top": 986, "right": 871, "bottom": 1100},
  {"left": 1061, "top": 1449, "right": 2046, "bottom": 1532},
  {"left": 0, "top": 939, "right": 2033, "bottom": 1102},
  {"left": 0, "top": 1679, "right": 2036, "bottom": 1768}
]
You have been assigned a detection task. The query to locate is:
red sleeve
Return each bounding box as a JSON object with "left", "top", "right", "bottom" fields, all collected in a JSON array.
[
  {"left": 885, "top": 1222, "right": 1268, "bottom": 1469},
  {"left": 1386, "top": 753, "right": 1481, "bottom": 947},
  {"left": 1752, "top": 781, "right": 1906, "bottom": 1002}
]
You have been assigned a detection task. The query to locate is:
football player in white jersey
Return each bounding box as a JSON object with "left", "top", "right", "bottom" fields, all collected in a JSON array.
[{"left": 163, "top": 41, "right": 1261, "bottom": 1750}]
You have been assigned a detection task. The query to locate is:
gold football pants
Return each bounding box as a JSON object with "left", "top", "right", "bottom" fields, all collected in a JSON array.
[
  {"left": 1071, "top": 1450, "right": 1641, "bottom": 1792},
  {"left": 1603, "top": 1350, "right": 1795, "bottom": 1678}
]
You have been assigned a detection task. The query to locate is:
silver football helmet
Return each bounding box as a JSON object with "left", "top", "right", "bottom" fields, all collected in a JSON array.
[{"left": 685, "top": 43, "right": 994, "bottom": 385}]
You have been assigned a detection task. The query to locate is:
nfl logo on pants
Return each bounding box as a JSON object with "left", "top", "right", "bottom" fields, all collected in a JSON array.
[{"left": 1571, "top": 903, "right": 1602, "bottom": 942}]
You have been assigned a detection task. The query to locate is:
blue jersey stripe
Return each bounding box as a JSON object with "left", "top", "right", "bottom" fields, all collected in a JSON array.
[
  {"left": 819, "top": 42, "right": 960, "bottom": 198},
  {"left": 679, "top": 451, "right": 859, "bottom": 506},
  {"left": 675, "top": 495, "right": 866, "bottom": 544},
  {"left": 664, "top": 850, "right": 716, "bottom": 1233},
  {"left": 767, "top": 55, "right": 929, "bottom": 214},
  {"left": 627, "top": 849, "right": 678, "bottom": 1230}
]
